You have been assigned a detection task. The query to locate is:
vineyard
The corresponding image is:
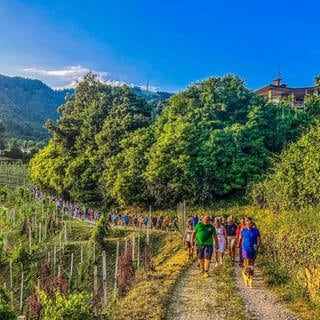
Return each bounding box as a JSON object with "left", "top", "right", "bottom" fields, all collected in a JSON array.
[
  {"left": 0, "top": 174, "right": 179, "bottom": 319},
  {"left": 0, "top": 162, "right": 29, "bottom": 190}
]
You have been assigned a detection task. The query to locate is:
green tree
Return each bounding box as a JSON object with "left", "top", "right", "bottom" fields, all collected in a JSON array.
[
  {"left": 30, "top": 73, "right": 152, "bottom": 206},
  {"left": 251, "top": 121, "right": 320, "bottom": 210},
  {"left": 101, "top": 126, "right": 155, "bottom": 207},
  {"left": 145, "top": 75, "right": 268, "bottom": 206},
  {"left": 304, "top": 92, "right": 320, "bottom": 118}
]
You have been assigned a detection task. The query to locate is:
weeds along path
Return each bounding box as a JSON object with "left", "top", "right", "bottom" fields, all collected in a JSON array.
[
  {"left": 234, "top": 262, "right": 300, "bottom": 320},
  {"left": 165, "top": 258, "right": 253, "bottom": 320}
]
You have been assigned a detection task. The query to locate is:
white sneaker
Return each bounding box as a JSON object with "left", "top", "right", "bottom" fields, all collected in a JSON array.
[{"left": 214, "top": 262, "right": 219, "bottom": 268}]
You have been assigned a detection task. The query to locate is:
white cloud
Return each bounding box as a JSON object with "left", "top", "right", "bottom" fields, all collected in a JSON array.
[
  {"left": 22, "top": 65, "right": 93, "bottom": 77},
  {"left": 22, "top": 65, "right": 111, "bottom": 89},
  {"left": 21, "top": 65, "right": 160, "bottom": 92}
]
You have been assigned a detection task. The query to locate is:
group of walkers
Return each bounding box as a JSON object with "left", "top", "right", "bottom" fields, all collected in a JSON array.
[
  {"left": 34, "top": 187, "right": 261, "bottom": 278},
  {"left": 108, "top": 212, "right": 179, "bottom": 231},
  {"left": 184, "top": 214, "right": 261, "bottom": 277},
  {"left": 34, "top": 188, "right": 182, "bottom": 232}
]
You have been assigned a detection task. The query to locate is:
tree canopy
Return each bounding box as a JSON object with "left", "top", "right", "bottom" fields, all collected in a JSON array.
[{"left": 30, "top": 73, "right": 317, "bottom": 208}]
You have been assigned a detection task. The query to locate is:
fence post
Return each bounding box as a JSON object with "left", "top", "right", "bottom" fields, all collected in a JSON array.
[
  {"left": 93, "top": 266, "right": 98, "bottom": 316},
  {"left": 102, "top": 251, "right": 107, "bottom": 305},
  {"left": 38, "top": 223, "right": 41, "bottom": 243},
  {"left": 114, "top": 241, "right": 120, "bottom": 296},
  {"left": 137, "top": 236, "right": 140, "bottom": 269},
  {"left": 70, "top": 253, "right": 74, "bottom": 285},
  {"left": 53, "top": 245, "right": 57, "bottom": 276},
  {"left": 19, "top": 264, "right": 24, "bottom": 312},
  {"left": 28, "top": 227, "right": 32, "bottom": 253},
  {"left": 132, "top": 236, "right": 135, "bottom": 261}
]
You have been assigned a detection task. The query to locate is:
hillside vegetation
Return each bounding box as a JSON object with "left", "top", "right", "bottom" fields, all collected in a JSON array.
[
  {"left": 0, "top": 183, "right": 173, "bottom": 319},
  {"left": 246, "top": 121, "right": 320, "bottom": 315},
  {"left": 0, "top": 74, "right": 70, "bottom": 140},
  {"left": 4, "top": 73, "right": 320, "bottom": 319},
  {"left": 0, "top": 74, "right": 171, "bottom": 142},
  {"left": 30, "top": 73, "right": 319, "bottom": 208}
]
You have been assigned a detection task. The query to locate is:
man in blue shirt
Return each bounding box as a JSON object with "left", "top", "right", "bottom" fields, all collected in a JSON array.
[
  {"left": 192, "top": 214, "right": 199, "bottom": 227},
  {"left": 123, "top": 214, "right": 130, "bottom": 227},
  {"left": 239, "top": 217, "right": 261, "bottom": 267}
]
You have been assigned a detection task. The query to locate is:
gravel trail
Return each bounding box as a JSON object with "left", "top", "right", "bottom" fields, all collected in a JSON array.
[
  {"left": 165, "top": 260, "right": 223, "bottom": 320},
  {"left": 234, "top": 262, "right": 300, "bottom": 320},
  {"left": 165, "top": 256, "right": 301, "bottom": 320}
]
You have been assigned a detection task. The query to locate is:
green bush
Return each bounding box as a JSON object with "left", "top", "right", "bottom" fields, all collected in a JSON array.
[
  {"left": 252, "top": 207, "right": 320, "bottom": 305},
  {"left": 0, "top": 287, "right": 16, "bottom": 320},
  {"left": 251, "top": 122, "right": 320, "bottom": 211},
  {"left": 91, "top": 214, "right": 110, "bottom": 247},
  {"left": 39, "top": 290, "right": 95, "bottom": 320},
  {"left": 11, "top": 241, "right": 30, "bottom": 265}
]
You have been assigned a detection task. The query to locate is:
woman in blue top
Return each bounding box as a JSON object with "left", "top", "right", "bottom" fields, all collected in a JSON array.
[{"left": 239, "top": 217, "right": 261, "bottom": 267}]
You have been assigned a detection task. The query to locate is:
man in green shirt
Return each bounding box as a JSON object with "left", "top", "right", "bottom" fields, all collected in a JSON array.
[{"left": 192, "top": 215, "right": 219, "bottom": 277}]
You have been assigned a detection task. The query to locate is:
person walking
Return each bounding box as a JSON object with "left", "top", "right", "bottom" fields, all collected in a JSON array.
[
  {"left": 184, "top": 220, "right": 194, "bottom": 259},
  {"left": 192, "top": 214, "right": 199, "bottom": 227},
  {"left": 213, "top": 217, "right": 227, "bottom": 266},
  {"left": 192, "top": 215, "right": 219, "bottom": 277},
  {"left": 225, "top": 215, "right": 238, "bottom": 262},
  {"left": 236, "top": 217, "right": 246, "bottom": 266},
  {"left": 239, "top": 217, "right": 261, "bottom": 267},
  {"left": 164, "top": 216, "right": 170, "bottom": 232}
]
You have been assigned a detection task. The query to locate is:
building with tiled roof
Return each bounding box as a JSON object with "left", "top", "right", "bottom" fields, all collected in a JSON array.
[{"left": 254, "top": 78, "right": 314, "bottom": 109}]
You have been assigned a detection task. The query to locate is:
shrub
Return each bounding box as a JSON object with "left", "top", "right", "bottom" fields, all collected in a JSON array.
[
  {"left": 39, "top": 290, "right": 95, "bottom": 320},
  {"left": 11, "top": 241, "right": 30, "bottom": 265},
  {"left": 0, "top": 287, "right": 16, "bottom": 320},
  {"left": 91, "top": 214, "right": 110, "bottom": 247}
]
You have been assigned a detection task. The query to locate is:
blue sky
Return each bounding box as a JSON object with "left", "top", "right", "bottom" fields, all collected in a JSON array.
[{"left": 0, "top": 0, "right": 319, "bottom": 91}]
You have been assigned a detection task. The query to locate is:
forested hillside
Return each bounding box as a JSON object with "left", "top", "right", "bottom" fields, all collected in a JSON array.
[
  {"left": 29, "top": 73, "right": 320, "bottom": 208},
  {"left": 0, "top": 74, "right": 70, "bottom": 140},
  {"left": 0, "top": 74, "right": 170, "bottom": 141}
]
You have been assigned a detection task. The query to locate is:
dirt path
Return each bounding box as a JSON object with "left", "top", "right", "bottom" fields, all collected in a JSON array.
[
  {"left": 165, "top": 261, "right": 223, "bottom": 320},
  {"left": 234, "top": 261, "right": 300, "bottom": 320},
  {"left": 165, "top": 256, "right": 301, "bottom": 320}
]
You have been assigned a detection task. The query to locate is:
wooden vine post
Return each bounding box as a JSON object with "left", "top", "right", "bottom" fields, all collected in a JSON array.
[
  {"left": 102, "top": 250, "right": 107, "bottom": 305},
  {"left": 19, "top": 264, "right": 24, "bottom": 311},
  {"left": 70, "top": 253, "right": 74, "bottom": 285},
  {"left": 132, "top": 236, "right": 135, "bottom": 261},
  {"left": 28, "top": 226, "right": 32, "bottom": 253},
  {"left": 114, "top": 241, "right": 120, "bottom": 296},
  {"left": 93, "top": 266, "right": 98, "bottom": 316},
  {"left": 137, "top": 236, "right": 140, "bottom": 269},
  {"left": 53, "top": 245, "right": 57, "bottom": 276}
]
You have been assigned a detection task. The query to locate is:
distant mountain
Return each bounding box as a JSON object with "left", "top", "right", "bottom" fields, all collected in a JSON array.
[
  {"left": 0, "top": 74, "right": 70, "bottom": 140},
  {"left": 0, "top": 74, "right": 172, "bottom": 140},
  {"left": 131, "top": 86, "right": 172, "bottom": 101}
]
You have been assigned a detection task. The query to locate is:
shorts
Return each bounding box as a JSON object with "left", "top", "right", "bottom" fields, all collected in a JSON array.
[
  {"left": 227, "top": 236, "right": 236, "bottom": 247},
  {"left": 242, "top": 247, "right": 257, "bottom": 260},
  {"left": 197, "top": 245, "right": 213, "bottom": 260},
  {"left": 185, "top": 241, "right": 191, "bottom": 249},
  {"left": 213, "top": 239, "right": 226, "bottom": 253}
]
